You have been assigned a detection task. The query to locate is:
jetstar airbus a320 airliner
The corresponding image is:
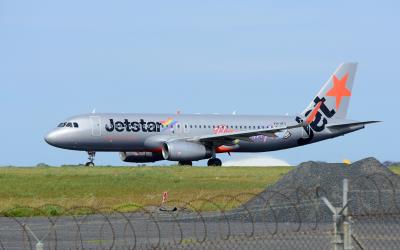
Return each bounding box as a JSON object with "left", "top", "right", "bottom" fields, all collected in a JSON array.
[{"left": 45, "top": 63, "right": 378, "bottom": 166}]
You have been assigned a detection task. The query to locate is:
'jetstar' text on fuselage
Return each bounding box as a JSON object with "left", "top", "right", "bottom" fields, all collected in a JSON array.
[{"left": 105, "top": 119, "right": 162, "bottom": 132}]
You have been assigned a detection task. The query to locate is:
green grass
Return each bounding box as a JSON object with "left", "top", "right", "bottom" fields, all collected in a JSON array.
[
  {"left": 0, "top": 166, "right": 291, "bottom": 215},
  {"left": 390, "top": 166, "right": 400, "bottom": 175}
]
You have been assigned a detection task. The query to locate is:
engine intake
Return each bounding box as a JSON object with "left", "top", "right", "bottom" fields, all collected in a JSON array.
[
  {"left": 162, "top": 141, "right": 212, "bottom": 161},
  {"left": 120, "top": 151, "right": 164, "bottom": 163}
]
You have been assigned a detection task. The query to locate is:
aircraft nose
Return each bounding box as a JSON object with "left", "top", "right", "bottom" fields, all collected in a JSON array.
[
  {"left": 44, "top": 131, "right": 58, "bottom": 145},
  {"left": 44, "top": 128, "right": 77, "bottom": 148}
]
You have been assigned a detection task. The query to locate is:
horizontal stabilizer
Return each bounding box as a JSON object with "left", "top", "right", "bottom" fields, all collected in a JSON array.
[{"left": 327, "top": 121, "right": 381, "bottom": 131}]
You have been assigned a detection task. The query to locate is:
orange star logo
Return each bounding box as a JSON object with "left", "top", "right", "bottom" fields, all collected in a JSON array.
[{"left": 326, "top": 73, "right": 351, "bottom": 109}]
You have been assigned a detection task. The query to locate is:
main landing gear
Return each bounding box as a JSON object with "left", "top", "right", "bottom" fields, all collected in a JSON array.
[
  {"left": 85, "top": 151, "right": 96, "bottom": 167},
  {"left": 207, "top": 158, "right": 222, "bottom": 167},
  {"left": 178, "top": 161, "right": 192, "bottom": 166},
  {"left": 177, "top": 158, "right": 222, "bottom": 167}
]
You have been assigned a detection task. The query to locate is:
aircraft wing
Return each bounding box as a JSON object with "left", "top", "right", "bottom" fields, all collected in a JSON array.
[{"left": 190, "top": 122, "right": 307, "bottom": 143}]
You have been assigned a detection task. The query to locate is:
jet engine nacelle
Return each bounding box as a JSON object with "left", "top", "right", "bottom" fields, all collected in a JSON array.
[
  {"left": 162, "top": 141, "right": 213, "bottom": 161},
  {"left": 120, "top": 151, "right": 164, "bottom": 163}
]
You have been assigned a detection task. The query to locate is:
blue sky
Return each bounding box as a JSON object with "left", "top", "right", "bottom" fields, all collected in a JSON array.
[{"left": 0, "top": 0, "right": 398, "bottom": 166}]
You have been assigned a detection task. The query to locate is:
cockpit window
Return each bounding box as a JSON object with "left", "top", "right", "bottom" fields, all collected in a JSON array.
[{"left": 58, "top": 122, "right": 79, "bottom": 128}]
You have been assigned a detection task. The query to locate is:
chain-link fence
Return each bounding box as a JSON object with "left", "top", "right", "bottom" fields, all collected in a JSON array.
[{"left": 1, "top": 173, "right": 400, "bottom": 249}]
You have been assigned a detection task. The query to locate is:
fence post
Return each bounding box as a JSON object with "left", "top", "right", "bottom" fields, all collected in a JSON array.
[
  {"left": 343, "top": 179, "right": 353, "bottom": 250},
  {"left": 321, "top": 178, "right": 353, "bottom": 250},
  {"left": 23, "top": 222, "right": 57, "bottom": 250},
  {"left": 332, "top": 208, "right": 344, "bottom": 250},
  {"left": 36, "top": 242, "right": 44, "bottom": 250},
  {"left": 23, "top": 224, "right": 44, "bottom": 250}
]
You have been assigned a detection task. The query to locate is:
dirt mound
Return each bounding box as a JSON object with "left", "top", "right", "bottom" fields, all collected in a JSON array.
[
  {"left": 242, "top": 157, "right": 400, "bottom": 222},
  {"left": 269, "top": 157, "right": 396, "bottom": 198}
]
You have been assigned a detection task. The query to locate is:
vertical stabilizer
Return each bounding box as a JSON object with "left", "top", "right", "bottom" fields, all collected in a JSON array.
[{"left": 301, "top": 63, "right": 358, "bottom": 120}]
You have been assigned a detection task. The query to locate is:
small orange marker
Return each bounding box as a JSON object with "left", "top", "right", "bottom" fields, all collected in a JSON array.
[{"left": 161, "top": 191, "right": 168, "bottom": 205}]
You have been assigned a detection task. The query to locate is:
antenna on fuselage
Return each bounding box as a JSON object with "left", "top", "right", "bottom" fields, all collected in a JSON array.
[
  {"left": 232, "top": 110, "right": 237, "bottom": 115},
  {"left": 92, "top": 108, "right": 96, "bottom": 114}
]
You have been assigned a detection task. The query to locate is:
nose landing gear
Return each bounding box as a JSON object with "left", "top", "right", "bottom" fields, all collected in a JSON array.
[{"left": 85, "top": 151, "right": 96, "bottom": 167}]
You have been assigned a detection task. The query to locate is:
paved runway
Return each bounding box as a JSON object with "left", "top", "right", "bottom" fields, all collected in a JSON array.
[
  {"left": 1, "top": 209, "right": 400, "bottom": 249},
  {"left": 0, "top": 210, "right": 333, "bottom": 249}
]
